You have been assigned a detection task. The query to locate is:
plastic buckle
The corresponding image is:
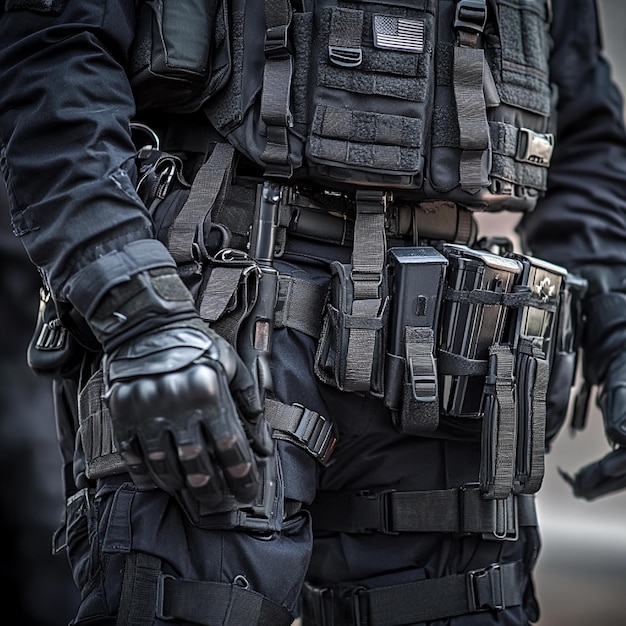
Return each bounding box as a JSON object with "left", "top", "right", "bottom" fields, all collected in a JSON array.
[
  {"left": 466, "top": 563, "right": 504, "bottom": 612},
  {"left": 516, "top": 128, "right": 554, "bottom": 166},
  {"left": 454, "top": 0, "right": 487, "bottom": 33},
  {"left": 293, "top": 404, "right": 338, "bottom": 466},
  {"left": 358, "top": 489, "right": 398, "bottom": 535},
  {"left": 155, "top": 574, "right": 176, "bottom": 620}
]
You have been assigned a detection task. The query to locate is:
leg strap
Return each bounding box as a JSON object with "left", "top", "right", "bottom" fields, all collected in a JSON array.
[
  {"left": 301, "top": 560, "right": 524, "bottom": 626},
  {"left": 117, "top": 552, "right": 294, "bottom": 626},
  {"left": 306, "top": 486, "right": 536, "bottom": 540}
]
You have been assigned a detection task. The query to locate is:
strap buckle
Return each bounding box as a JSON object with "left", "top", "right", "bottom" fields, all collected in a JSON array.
[
  {"left": 454, "top": 0, "right": 487, "bottom": 33},
  {"left": 265, "top": 24, "right": 290, "bottom": 59},
  {"left": 155, "top": 574, "right": 176, "bottom": 620},
  {"left": 466, "top": 563, "right": 504, "bottom": 612},
  {"left": 293, "top": 404, "right": 338, "bottom": 465},
  {"left": 357, "top": 489, "right": 399, "bottom": 535}
]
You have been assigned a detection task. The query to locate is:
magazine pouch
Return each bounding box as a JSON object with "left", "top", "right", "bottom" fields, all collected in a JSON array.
[{"left": 384, "top": 247, "right": 448, "bottom": 433}]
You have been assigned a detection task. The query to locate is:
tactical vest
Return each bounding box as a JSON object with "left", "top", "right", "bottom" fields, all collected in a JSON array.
[{"left": 128, "top": 0, "right": 555, "bottom": 212}]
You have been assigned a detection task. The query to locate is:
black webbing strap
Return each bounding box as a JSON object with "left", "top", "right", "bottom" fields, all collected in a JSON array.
[
  {"left": 517, "top": 336, "right": 549, "bottom": 494},
  {"left": 344, "top": 190, "right": 388, "bottom": 391},
  {"left": 328, "top": 7, "right": 364, "bottom": 67},
  {"left": 402, "top": 326, "right": 439, "bottom": 431},
  {"left": 301, "top": 560, "right": 525, "bottom": 626},
  {"left": 261, "top": 0, "right": 294, "bottom": 177},
  {"left": 452, "top": 0, "right": 489, "bottom": 193},
  {"left": 274, "top": 274, "right": 327, "bottom": 339},
  {"left": 306, "top": 486, "right": 536, "bottom": 539},
  {"left": 481, "top": 344, "right": 517, "bottom": 499},
  {"left": 117, "top": 552, "right": 294, "bottom": 626},
  {"left": 167, "top": 143, "right": 235, "bottom": 265}
]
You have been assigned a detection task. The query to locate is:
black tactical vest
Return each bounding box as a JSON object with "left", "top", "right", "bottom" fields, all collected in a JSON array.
[{"left": 129, "top": 0, "right": 555, "bottom": 211}]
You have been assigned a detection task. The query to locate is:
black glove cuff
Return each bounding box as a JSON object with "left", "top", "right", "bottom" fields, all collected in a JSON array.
[{"left": 88, "top": 267, "right": 197, "bottom": 351}]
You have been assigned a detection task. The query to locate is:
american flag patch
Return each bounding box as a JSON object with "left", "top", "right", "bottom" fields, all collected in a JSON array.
[{"left": 373, "top": 15, "right": 425, "bottom": 53}]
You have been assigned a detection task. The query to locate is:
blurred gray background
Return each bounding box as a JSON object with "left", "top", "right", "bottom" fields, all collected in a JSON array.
[{"left": 476, "top": 2, "right": 626, "bottom": 623}]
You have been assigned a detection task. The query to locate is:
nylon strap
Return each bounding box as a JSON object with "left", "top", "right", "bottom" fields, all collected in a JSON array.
[
  {"left": 301, "top": 561, "right": 525, "bottom": 625},
  {"left": 261, "top": 0, "right": 294, "bottom": 177},
  {"left": 481, "top": 344, "right": 517, "bottom": 499},
  {"left": 402, "top": 326, "right": 439, "bottom": 431},
  {"left": 306, "top": 487, "right": 537, "bottom": 537},
  {"left": 157, "top": 575, "right": 294, "bottom": 625},
  {"left": 453, "top": 0, "right": 489, "bottom": 193},
  {"left": 117, "top": 552, "right": 293, "bottom": 626},
  {"left": 167, "top": 143, "right": 235, "bottom": 265},
  {"left": 522, "top": 339, "right": 549, "bottom": 494},
  {"left": 117, "top": 552, "right": 162, "bottom": 626},
  {"left": 344, "top": 190, "right": 388, "bottom": 391}
]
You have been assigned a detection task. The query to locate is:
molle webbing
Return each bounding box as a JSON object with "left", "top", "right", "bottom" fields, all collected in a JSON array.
[
  {"left": 306, "top": 487, "right": 536, "bottom": 538},
  {"left": 117, "top": 552, "right": 294, "bottom": 626},
  {"left": 301, "top": 560, "right": 525, "bottom": 625}
]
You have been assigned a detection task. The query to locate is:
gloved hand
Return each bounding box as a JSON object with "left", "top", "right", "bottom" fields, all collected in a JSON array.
[
  {"left": 105, "top": 320, "right": 273, "bottom": 505},
  {"left": 559, "top": 264, "right": 626, "bottom": 500},
  {"left": 75, "top": 253, "right": 273, "bottom": 506}
]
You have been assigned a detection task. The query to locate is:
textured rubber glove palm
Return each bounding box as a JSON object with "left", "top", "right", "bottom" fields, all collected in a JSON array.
[{"left": 104, "top": 321, "right": 273, "bottom": 506}]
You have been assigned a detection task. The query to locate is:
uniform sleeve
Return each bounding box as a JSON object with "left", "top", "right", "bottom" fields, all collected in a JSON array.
[
  {"left": 0, "top": 1, "right": 164, "bottom": 307},
  {"left": 517, "top": 0, "right": 626, "bottom": 271}
]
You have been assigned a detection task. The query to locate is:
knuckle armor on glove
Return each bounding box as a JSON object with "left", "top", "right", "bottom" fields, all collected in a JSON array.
[{"left": 73, "top": 254, "right": 272, "bottom": 506}]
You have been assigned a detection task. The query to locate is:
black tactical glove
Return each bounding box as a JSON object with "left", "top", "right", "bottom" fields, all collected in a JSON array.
[
  {"left": 559, "top": 264, "right": 626, "bottom": 500},
  {"left": 80, "top": 258, "right": 273, "bottom": 506}
]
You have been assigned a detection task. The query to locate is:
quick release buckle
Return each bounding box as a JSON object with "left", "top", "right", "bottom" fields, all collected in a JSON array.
[
  {"left": 357, "top": 489, "right": 398, "bottom": 535},
  {"left": 466, "top": 563, "right": 504, "bottom": 612},
  {"left": 454, "top": 0, "right": 487, "bottom": 34}
]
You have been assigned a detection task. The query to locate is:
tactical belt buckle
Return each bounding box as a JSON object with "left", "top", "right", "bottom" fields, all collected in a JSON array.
[{"left": 466, "top": 563, "right": 504, "bottom": 612}]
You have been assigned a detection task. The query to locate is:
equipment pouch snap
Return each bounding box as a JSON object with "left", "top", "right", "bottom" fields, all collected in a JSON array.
[{"left": 315, "top": 261, "right": 389, "bottom": 396}]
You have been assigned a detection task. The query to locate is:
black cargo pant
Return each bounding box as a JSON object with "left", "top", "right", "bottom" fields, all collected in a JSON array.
[{"left": 59, "top": 238, "right": 540, "bottom": 625}]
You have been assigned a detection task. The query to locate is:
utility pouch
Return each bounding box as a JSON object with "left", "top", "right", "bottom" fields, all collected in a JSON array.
[
  {"left": 27, "top": 286, "right": 82, "bottom": 379},
  {"left": 545, "top": 273, "right": 587, "bottom": 446},
  {"left": 128, "top": 0, "right": 230, "bottom": 113},
  {"left": 384, "top": 247, "right": 448, "bottom": 434},
  {"left": 196, "top": 248, "right": 262, "bottom": 349},
  {"left": 315, "top": 261, "right": 389, "bottom": 395},
  {"left": 437, "top": 245, "right": 522, "bottom": 429}
]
